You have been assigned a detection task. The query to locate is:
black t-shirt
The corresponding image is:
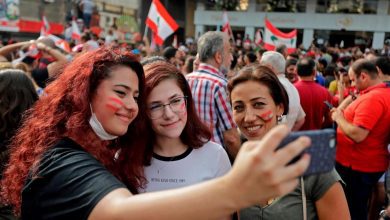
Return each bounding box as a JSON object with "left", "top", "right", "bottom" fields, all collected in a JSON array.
[
  {"left": 21, "top": 138, "right": 125, "bottom": 220},
  {"left": 31, "top": 68, "right": 49, "bottom": 88}
]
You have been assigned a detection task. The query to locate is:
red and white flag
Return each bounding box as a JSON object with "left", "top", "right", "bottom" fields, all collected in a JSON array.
[
  {"left": 263, "top": 18, "right": 297, "bottom": 53},
  {"left": 222, "top": 11, "right": 232, "bottom": 37},
  {"left": 255, "top": 29, "right": 263, "bottom": 45},
  {"left": 40, "top": 15, "right": 51, "bottom": 37},
  {"left": 47, "top": 34, "right": 71, "bottom": 53},
  {"left": 146, "top": 0, "right": 178, "bottom": 46},
  {"left": 11, "top": 44, "right": 40, "bottom": 66},
  {"left": 71, "top": 19, "right": 81, "bottom": 41}
]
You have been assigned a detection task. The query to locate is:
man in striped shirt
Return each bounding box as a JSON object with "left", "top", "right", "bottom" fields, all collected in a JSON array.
[{"left": 186, "top": 31, "right": 240, "bottom": 159}]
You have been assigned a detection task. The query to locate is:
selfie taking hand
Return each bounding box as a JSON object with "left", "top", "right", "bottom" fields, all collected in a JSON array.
[{"left": 224, "top": 125, "right": 311, "bottom": 207}]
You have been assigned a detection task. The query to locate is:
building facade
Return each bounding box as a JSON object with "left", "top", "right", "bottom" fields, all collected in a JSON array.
[
  {"left": 194, "top": 0, "right": 390, "bottom": 49},
  {"left": 0, "top": 0, "right": 67, "bottom": 41}
]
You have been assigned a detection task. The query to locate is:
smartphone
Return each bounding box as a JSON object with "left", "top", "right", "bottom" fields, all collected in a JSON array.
[
  {"left": 324, "top": 100, "right": 333, "bottom": 109},
  {"left": 276, "top": 129, "right": 336, "bottom": 176},
  {"left": 349, "top": 90, "right": 357, "bottom": 100}
]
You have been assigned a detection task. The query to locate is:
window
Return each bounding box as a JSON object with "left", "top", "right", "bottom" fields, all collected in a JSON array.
[
  {"left": 205, "top": 0, "right": 248, "bottom": 11},
  {"left": 316, "top": 0, "right": 377, "bottom": 14},
  {"left": 256, "top": 0, "right": 306, "bottom": 12}
]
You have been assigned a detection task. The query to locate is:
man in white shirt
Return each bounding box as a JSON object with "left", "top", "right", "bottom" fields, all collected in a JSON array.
[{"left": 260, "top": 51, "right": 306, "bottom": 131}]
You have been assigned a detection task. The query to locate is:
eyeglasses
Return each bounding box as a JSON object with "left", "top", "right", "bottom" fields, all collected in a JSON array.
[{"left": 148, "top": 96, "right": 187, "bottom": 119}]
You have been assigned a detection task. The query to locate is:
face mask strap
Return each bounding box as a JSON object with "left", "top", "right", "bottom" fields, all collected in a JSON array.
[{"left": 89, "top": 104, "right": 118, "bottom": 140}]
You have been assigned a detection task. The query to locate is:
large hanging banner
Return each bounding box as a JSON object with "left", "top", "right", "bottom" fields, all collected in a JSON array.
[{"left": 0, "top": 0, "right": 20, "bottom": 32}]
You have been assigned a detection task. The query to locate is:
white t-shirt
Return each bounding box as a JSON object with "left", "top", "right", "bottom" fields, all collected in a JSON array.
[
  {"left": 140, "top": 141, "right": 231, "bottom": 192},
  {"left": 278, "top": 74, "right": 306, "bottom": 130},
  {"left": 105, "top": 34, "right": 118, "bottom": 45}
]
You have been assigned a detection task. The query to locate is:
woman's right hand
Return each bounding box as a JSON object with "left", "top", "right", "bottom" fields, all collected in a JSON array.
[{"left": 223, "top": 125, "right": 311, "bottom": 208}]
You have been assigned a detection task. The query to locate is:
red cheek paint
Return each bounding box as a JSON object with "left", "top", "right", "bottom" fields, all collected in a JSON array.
[
  {"left": 179, "top": 101, "right": 187, "bottom": 116},
  {"left": 179, "top": 101, "right": 186, "bottom": 111},
  {"left": 106, "top": 103, "right": 120, "bottom": 112},
  {"left": 109, "top": 97, "right": 125, "bottom": 106},
  {"left": 105, "top": 97, "right": 124, "bottom": 112},
  {"left": 259, "top": 110, "right": 273, "bottom": 122}
]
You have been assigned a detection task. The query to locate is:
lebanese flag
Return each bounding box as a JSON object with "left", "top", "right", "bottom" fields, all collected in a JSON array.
[
  {"left": 11, "top": 45, "right": 40, "bottom": 66},
  {"left": 40, "top": 15, "right": 50, "bottom": 37},
  {"left": 47, "top": 34, "right": 71, "bottom": 53},
  {"left": 263, "top": 18, "right": 297, "bottom": 53},
  {"left": 146, "top": 0, "right": 178, "bottom": 46},
  {"left": 222, "top": 11, "right": 232, "bottom": 37},
  {"left": 71, "top": 19, "right": 81, "bottom": 40},
  {"left": 255, "top": 29, "right": 263, "bottom": 45}
]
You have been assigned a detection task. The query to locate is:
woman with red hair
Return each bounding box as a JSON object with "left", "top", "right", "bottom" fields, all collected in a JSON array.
[{"left": 1, "top": 47, "right": 312, "bottom": 220}]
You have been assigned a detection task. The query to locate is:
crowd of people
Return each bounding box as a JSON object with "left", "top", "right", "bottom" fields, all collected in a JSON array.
[{"left": 0, "top": 26, "right": 390, "bottom": 220}]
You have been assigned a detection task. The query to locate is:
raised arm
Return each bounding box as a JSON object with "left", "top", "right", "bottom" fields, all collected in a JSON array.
[
  {"left": 36, "top": 42, "right": 68, "bottom": 78},
  {"left": 142, "top": 36, "right": 153, "bottom": 57},
  {"left": 89, "top": 125, "right": 311, "bottom": 220},
  {"left": 0, "top": 41, "right": 32, "bottom": 59}
]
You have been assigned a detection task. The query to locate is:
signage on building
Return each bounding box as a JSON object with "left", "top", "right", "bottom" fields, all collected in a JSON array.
[
  {"left": 18, "top": 19, "right": 63, "bottom": 34},
  {"left": 103, "top": 3, "right": 122, "bottom": 14},
  {"left": 0, "top": 0, "right": 20, "bottom": 32},
  {"left": 116, "top": 14, "right": 138, "bottom": 33}
]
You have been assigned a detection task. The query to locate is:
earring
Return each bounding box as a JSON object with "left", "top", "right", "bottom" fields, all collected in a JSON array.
[{"left": 277, "top": 115, "right": 283, "bottom": 123}]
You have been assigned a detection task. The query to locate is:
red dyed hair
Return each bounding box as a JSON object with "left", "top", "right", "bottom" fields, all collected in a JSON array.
[
  {"left": 1, "top": 47, "right": 148, "bottom": 214},
  {"left": 142, "top": 61, "right": 211, "bottom": 165}
]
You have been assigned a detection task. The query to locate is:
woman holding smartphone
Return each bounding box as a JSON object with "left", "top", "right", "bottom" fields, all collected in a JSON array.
[
  {"left": 1, "top": 47, "right": 312, "bottom": 220},
  {"left": 228, "top": 65, "right": 350, "bottom": 220}
]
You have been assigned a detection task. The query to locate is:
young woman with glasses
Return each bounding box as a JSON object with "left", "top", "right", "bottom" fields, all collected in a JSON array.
[
  {"left": 1, "top": 47, "right": 312, "bottom": 219},
  {"left": 141, "top": 61, "right": 232, "bottom": 194}
]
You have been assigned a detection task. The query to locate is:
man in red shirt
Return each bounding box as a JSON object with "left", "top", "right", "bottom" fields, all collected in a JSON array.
[
  {"left": 294, "top": 57, "right": 333, "bottom": 130},
  {"left": 331, "top": 59, "right": 390, "bottom": 220}
]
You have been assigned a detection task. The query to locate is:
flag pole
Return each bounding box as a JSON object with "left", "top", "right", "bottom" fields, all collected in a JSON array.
[
  {"left": 143, "top": 25, "right": 149, "bottom": 40},
  {"left": 223, "top": 11, "right": 235, "bottom": 45},
  {"left": 229, "top": 26, "right": 236, "bottom": 45}
]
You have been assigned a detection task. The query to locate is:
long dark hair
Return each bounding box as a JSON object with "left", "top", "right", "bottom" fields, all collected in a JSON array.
[
  {"left": 0, "top": 69, "right": 38, "bottom": 141},
  {"left": 0, "top": 69, "right": 38, "bottom": 180}
]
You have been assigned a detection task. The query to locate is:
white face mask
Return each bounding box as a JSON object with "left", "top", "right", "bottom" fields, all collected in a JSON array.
[{"left": 89, "top": 104, "right": 118, "bottom": 140}]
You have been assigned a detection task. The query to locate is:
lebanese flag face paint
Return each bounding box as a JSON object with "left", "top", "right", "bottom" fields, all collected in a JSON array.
[
  {"left": 259, "top": 110, "right": 273, "bottom": 122},
  {"left": 177, "top": 99, "right": 187, "bottom": 116},
  {"left": 106, "top": 97, "right": 124, "bottom": 112}
]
